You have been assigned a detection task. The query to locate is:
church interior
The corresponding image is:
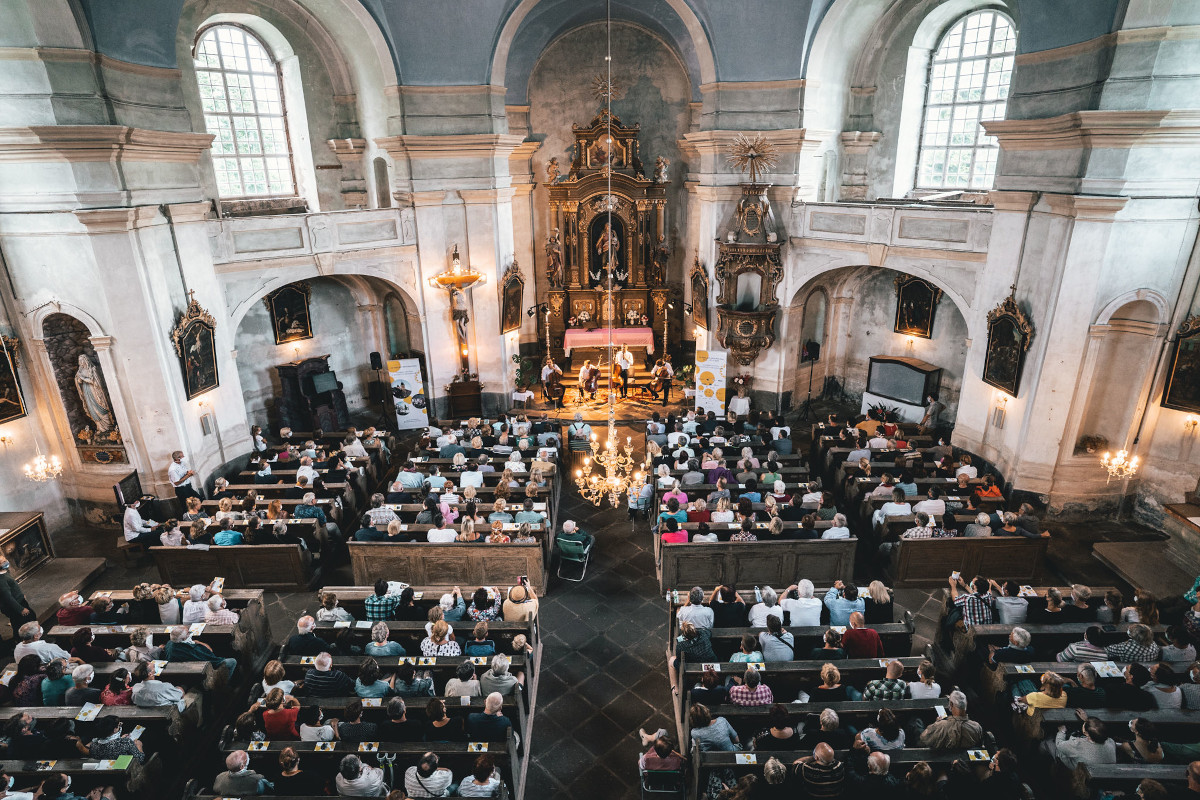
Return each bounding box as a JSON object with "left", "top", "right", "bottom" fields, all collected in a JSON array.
[{"left": 0, "top": 0, "right": 1199, "bottom": 797}]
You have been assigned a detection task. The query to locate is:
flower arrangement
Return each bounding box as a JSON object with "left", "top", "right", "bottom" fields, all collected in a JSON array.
[
  {"left": 567, "top": 310, "right": 592, "bottom": 328},
  {"left": 731, "top": 373, "right": 752, "bottom": 389},
  {"left": 640, "top": 313, "right": 649, "bottom": 326},
  {"left": 444, "top": 370, "right": 480, "bottom": 392}
]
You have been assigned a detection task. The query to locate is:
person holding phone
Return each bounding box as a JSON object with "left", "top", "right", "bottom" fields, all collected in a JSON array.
[{"left": 502, "top": 580, "right": 538, "bottom": 622}]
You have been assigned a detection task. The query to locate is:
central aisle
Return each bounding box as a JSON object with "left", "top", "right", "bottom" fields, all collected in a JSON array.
[{"left": 524, "top": 473, "right": 673, "bottom": 800}]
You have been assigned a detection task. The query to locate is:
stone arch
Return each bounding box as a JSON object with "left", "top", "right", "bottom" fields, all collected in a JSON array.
[
  {"left": 491, "top": 0, "right": 715, "bottom": 103},
  {"left": 1094, "top": 288, "right": 1171, "bottom": 327},
  {"left": 28, "top": 301, "right": 109, "bottom": 342}
]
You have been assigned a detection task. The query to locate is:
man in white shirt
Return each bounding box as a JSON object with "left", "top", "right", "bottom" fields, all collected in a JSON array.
[
  {"left": 682, "top": 411, "right": 699, "bottom": 435},
  {"left": 676, "top": 587, "right": 714, "bottom": 630},
  {"left": 14, "top": 622, "right": 72, "bottom": 664},
  {"left": 168, "top": 451, "right": 200, "bottom": 502},
  {"left": 123, "top": 500, "right": 161, "bottom": 548},
  {"left": 343, "top": 435, "right": 368, "bottom": 459},
  {"left": 872, "top": 489, "right": 912, "bottom": 529},
  {"left": 868, "top": 433, "right": 889, "bottom": 449},
  {"left": 460, "top": 464, "right": 485, "bottom": 488},
  {"left": 336, "top": 754, "right": 387, "bottom": 797},
  {"left": 296, "top": 456, "right": 319, "bottom": 486},
  {"left": 666, "top": 424, "right": 690, "bottom": 450},
  {"left": 913, "top": 487, "right": 946, "bottom": 517},
  {"left": 426, "top": 517, "right": 458, "bottom": 543},
  {"left": 616, "top": 346, "right": 634, "bottom": 399},
  {"left": 748, "top": 587, "right": 783, "bottom": 628}
]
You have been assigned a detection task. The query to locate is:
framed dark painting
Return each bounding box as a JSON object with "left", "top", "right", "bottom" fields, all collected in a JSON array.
[
  {"left": 982, "top": 295, "right": 1033, "bottom": 397},
  {"left": 1163, "top": 317, "right": 1200, "bottom": 413},
  {"left": 500, "top": 262, "right": 524, "bottom": 335},
  {"left": 265, "top": 282, "right": 313, "bottom": 345},
  {"left": 0, "top": 337, "right": 26, "bottom": 425},
  {"left": 894, "top": 276, "right": 942, "bottom": 339},
  {"left": 171, "top": 295, "right": 219, "bottom": 400}
]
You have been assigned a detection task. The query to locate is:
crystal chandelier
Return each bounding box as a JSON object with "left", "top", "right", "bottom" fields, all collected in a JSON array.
[
  {"left": 573, "top": 0, "right": 645, "bottom": 509},
  {"left": 1100, "top": 450, "right": 1139, "bottom": 483},
  {"left": 25, "top": 442, "right": 63, "bottom": 482}
]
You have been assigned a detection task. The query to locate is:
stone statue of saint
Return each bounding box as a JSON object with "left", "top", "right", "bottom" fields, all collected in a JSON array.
[
  {"left": 597, "top": 223, "right": 619, "bottom": 276},
  {"left": 449, "top": 286, "right": 470, "bottom": 345},
  {"left": 545, "top": 158, "right": 560, "bottom": 185},
  {"left": 651, "top": 234, "right": 671, "bottom": 285},
  {"left": 654, "top": 156, "right": 670, "bottom": 184},
  {"left": 74, "top": 353, "right": 115, "bottom": 434},
  {"left": 546, "top": 228, "right": 564, "bottom": 288}
]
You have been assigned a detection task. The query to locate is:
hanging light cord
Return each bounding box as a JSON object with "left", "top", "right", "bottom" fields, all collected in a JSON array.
[{"left": 604, "top": 0, "right": 615, "bottom": 442}]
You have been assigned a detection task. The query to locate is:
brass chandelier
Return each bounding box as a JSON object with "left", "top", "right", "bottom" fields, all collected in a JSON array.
[{"left": 574, "top": 0, "right": 645, "bottom": 508}]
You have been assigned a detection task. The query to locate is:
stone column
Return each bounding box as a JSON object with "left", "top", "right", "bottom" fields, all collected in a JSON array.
[{"left": 838, "top": 132, "right": 882, "bottom": 201}]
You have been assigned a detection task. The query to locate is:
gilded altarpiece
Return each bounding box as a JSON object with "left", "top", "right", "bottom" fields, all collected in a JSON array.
[{"left": 545, "top": 109, "right": 670, "bottom": 352}]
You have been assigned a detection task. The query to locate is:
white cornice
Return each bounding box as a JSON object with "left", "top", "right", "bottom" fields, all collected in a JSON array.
[
  {"left": 0, "top": 126, "right": 213, "bottom": 163},
  {"left": 983, "top": 110, "right": 1200, "bottom": 151},
  {"left": 375, "top": 134, "right": 528, "bottom": 160}
]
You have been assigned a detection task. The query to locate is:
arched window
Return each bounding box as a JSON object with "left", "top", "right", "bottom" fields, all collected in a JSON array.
[
  {"left": 194, "top": 25, "right": 295, "bottom": 198},
  {"left": 916, "top": 10, "right": 1016, "bottom": 190}
]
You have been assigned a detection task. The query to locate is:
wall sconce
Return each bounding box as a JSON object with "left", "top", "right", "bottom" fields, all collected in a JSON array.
[
  {"left": 1186, "top": 414, "right": 1199, "bottom": 433},
  {"left": 293, "top": 346, "right": 300, "bottom": 360},
  {"left": 992, "top": 392, "right": 1008, "bottom": 429},
  {"left": 0, "top": 435, "right": 12, "bottom": 448}
]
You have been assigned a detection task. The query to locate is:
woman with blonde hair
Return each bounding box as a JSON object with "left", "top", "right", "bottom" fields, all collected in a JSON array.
[
  {"left": 500, "top": 468, "right": 520, "bottom": 489},
  {"left": 214, "top": 496, "right": 240, "bottom": 523},
  {"left": 420, "top": 620, "right": 462, "bottom": 657},
  {"left": 511, "top": 522, "right": 536, "bottom": 544},
  {"left": 458, "top": 519, "right": 482, "bottom": 543},
  {"left": 261, "top": 659, "right": 295, "bottom": 695},
  {"left": 451, "top": 452, "right": 467, "bottom": 471},
  {"left": 738, "top": 447, "right": 760, "bottom": 470},
  {"left": 182, "top": 496, "right": 206, "bottom": 521},
  {"left": 124, "top": 627, "right": 162, "bottom": 662},
  {"left": 710, "top": 497, "right": 734, "bottom": 524},
  {"left": 528, "top": 467, "right": 547, "bottom": 488},
  {"left": 153, "top": 584, "right": 182, "bottom": 624},
  {"left": 810, "top": 663, "right": 860, "bottom": 702},
  {"left": 864, "top": 580, "right": 894, "bottom": 625},
  {"left": 1022, "top": 671, "right": 1066, "bottom": 715},
  {"left": 462, "top": 484, "right": 478, "bottom": 502}
]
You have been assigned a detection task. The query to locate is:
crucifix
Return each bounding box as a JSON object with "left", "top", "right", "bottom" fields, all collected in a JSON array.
[{"left": 428, "top": 244, "right": 486, "bottom": 374}]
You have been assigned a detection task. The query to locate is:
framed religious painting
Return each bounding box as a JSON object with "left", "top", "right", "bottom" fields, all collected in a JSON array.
[
  {"left": 499, "top": 261, "right": 524, "bottom": 335},
  {"left": 893, "top": 275, "right": 942, "bottom": 339},
  {"left": 0, "top": 336, "right": 27, "bottom": 425},
  {"left": 690, "top": 256, "right": 709, "bottom": 331},
  {"left": 265, "top": 282, "right": 313, "bottom": 345},
  {"left": 982, "top": 295, "right": 1034, "bottom": 396},
  {"left": 1163, "top": 316, "right": 1200, "bottom": 413},
  {"left": 171, "top": 294, "right": 219, "bottom": 400}
]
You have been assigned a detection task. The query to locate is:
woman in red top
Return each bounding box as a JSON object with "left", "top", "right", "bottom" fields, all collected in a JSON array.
[
  {"left": 686, "top": 499, "right": 711, "bottom": 525},
  {"left": 101, "top": 669, "right": 133, "bottom": 705},
  {"left": 258, "top": 688, "right": 301, "bottom": 738}
]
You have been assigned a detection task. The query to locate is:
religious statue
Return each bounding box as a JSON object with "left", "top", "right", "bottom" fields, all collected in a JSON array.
[
  {"left": 449, "top": 286, "right": 470, "bottom": 345},
  {"left": 545, "top": 228, "right": 564, "bottom": 288},
  {"left": 74, "top": 354, "right": 115, "bottom": 434},
  {"left": 654, "top": 156, "right": 670, "bottom": 184},
  {"left": 651, "top": 234, "right": 671, "bottom": 285},
  {"left": 545, "top": 157, "right": 560, "bottom": 185},
  {"left": 592, "top": 222, "right": 622, "bottom": 286}
]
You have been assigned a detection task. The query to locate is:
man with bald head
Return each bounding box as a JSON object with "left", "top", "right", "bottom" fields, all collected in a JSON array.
[
  {"left": 842, "top": 611, "right": 885, "bottom": 659},
  {"left": 846, "top": 749, "right": 903, "bottom": 798},
  {"left": 863, "top": 660, "right": 908, "bottom": 701},
  {"left": 795, "top": 742, "right": 844, "bottom": 798}
]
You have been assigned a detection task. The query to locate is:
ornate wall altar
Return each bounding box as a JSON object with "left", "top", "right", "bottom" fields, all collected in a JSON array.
[{"left": 545, "top": 107, "right": 671, "bottom": 361}]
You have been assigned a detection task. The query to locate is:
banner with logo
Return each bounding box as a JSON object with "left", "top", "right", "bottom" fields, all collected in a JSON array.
[
  {"left": 387, "top": 359, "right": 429, "bottom": 430},
  {"left": 694, "top": 349, "right": 727, "bottom": 415}
]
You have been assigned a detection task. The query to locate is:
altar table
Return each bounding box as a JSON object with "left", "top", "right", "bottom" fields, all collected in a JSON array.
[{"left": 562, "top": 326, "right": 655, "bottom": 356}]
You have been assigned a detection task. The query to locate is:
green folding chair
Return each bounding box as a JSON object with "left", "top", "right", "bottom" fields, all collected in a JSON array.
[{"left": 556, "top": 536, "right": 593, "bottom": 581}]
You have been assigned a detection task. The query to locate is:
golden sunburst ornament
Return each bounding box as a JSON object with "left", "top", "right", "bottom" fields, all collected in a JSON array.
[
  {"left": 727, "top": 134, "right": 779, "bottom": 185},
  {"left": 591, "top": 73, "right": 623, "bottom": 104}
]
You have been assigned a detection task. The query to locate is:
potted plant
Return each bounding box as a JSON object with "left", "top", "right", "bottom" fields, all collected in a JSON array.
[{"left": 511, "top": 354, "right": 537, "bottom": 391}]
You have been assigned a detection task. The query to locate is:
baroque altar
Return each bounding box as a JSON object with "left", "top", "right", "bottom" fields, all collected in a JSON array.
[{"left": 545, "top": 107, "right": 671, "bottom": 361}]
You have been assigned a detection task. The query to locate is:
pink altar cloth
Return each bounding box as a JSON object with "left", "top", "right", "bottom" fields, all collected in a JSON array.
[{"left": 562, "top": 326, "right": 655, "bottom": 356}]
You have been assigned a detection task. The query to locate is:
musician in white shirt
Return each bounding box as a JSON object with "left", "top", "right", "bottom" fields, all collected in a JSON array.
[{"left": 123, "top": 500, "right": 161, "bottom": 548}]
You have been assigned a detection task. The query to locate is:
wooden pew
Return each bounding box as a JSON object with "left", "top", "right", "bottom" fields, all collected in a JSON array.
[
  {"left": 984, "top": 658, "right": 1172, "bottom": 699},
  {"left": 1022, "top": 706, "right": 1200, "bottom": 744},
  {"left": 655, "top": 538, "right": 857, "bottom": 593},
  {"left": 663, "top": 587, "right": 899, "bottom": 642},
  {"left": 2, "top": 660, "right": 217, "bottom": 692},
  {"left": 964, "top": 622, "right": 1167, "bottom": 657},
  {"left": 6, "top": 754, "right": 162, "bottom": 800},
  {"left": 302, "top": 623, "right": 534, "bottom": 655},
  {"left": 1072, "top": 763, "right": 1185, "bottom": 798},
  {"left": 890, "top": 534, "right": 1049, "bottom": 587},
  {"left": 9, "top": 689, "right": 205, "bottom": 741},
  {"left": 150, "top": 543, "right": 315, "bottom": 592},
  {"left": 347, "top": 541, "right": 546, "bottom": 594},
  {"left": 47, "top": 624, "right": 256, "bottom": 665}
]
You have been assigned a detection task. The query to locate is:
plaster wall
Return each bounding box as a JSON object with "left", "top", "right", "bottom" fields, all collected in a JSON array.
[{"left": 233, "top": 279, "right": 370, "bottom": 429}]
